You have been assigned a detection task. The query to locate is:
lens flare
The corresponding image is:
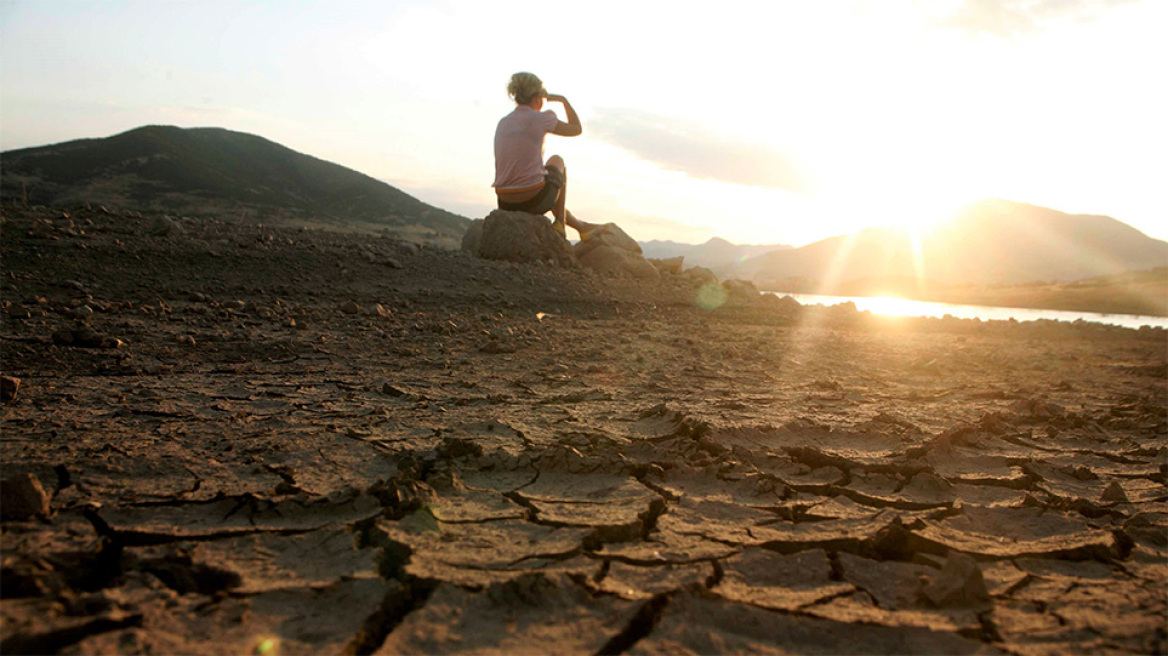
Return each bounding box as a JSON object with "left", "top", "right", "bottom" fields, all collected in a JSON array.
[{"left": 696, "top": 282, "right": 728, "bottom": 310}]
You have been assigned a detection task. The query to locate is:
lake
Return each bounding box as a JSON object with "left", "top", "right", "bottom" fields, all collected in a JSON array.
[{"left": 771, "top": 293, "right": 1168, "bottom": 330}]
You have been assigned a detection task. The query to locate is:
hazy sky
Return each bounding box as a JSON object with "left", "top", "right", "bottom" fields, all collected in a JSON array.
[{"left": 2, "top": 0, "right": 1165, "bottom": 246}]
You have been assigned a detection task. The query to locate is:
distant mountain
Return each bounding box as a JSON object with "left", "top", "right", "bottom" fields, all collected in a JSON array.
[
  {"left": 641, "top": 237, "right": 792, "bottom": 273},
  {"left": 737, "top": 199, "right": 1168, "bottom": 289},
  {"left": 0, "top": 125, "right": 471, "bottom": 247}
]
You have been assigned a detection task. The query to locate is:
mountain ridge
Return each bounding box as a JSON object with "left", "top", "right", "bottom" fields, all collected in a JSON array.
[
  {"left": 1, "top": 125, "right": 472, "bottom": 247},
  {"left": 640, "top": 237, "right": 793, "bottom": 274},
  {"left": 734, "top": 199, "right": 1167, "bottom": 289}
]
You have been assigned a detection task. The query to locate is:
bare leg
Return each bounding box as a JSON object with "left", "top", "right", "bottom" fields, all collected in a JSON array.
[
  {"left": 545, "top": 156, "right": 598, "bottom": 237},
  {"left": 546, "top": 156, "right": 567, "bottom": 232}
]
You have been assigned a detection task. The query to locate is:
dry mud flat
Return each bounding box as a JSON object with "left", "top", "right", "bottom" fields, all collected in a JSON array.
[{"left": 1, "top": 205, "right": 1166, "bottom": 655}]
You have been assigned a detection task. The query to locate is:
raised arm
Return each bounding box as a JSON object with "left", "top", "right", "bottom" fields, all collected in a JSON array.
[{"left": 546, "top": 94, "right": 582, "bottom": 137}]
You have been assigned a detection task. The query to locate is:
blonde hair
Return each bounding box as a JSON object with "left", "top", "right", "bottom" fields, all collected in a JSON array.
[{"left": 507, "top": 72, "right": 544, "bottom": 105}]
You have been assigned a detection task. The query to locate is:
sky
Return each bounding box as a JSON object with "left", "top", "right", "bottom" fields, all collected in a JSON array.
[{"left": 2, "top": 0, "right": 1165, "bottom": 247}]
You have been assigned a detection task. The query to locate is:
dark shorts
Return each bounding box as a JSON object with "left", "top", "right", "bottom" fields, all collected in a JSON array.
[{"left": 497, "top": 166, "right": 564, "bottom": 215}]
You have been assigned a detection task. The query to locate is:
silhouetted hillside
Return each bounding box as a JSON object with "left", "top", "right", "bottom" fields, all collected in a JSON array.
[
  {"left": 641, "top": 237, "right": 792, "bottom": 273},
  {"left": 1, "top": 126, "right": 471, "bottom": 246},
  {"left": 738, "top": 200, "right": 1167, "bottom": 289}
]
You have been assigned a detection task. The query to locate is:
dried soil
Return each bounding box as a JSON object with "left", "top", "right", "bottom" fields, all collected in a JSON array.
[{"left": 2, "top": 205, "right": 1165, "bottom": 654}]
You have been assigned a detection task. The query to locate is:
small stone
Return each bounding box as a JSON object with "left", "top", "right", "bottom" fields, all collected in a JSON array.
[
  {"left": 71, "top": 305, "right": 94, "bottom": 320},
  {"left": 149, "top": 215, "right": 181, "bottom": 236},
  {"left": 1, "top": 376, "right": 20, "bottom": 402},
  {"left": 52, "top": 328, "right": 75, "bottom": 345},
  {"left": 341, "top": 301, "right": 361, "bottom": 315},
  {"left": 0, "top": 473, "right": 51, "bottom": 519},
  {"left": 921, "top": 552, "right": 992, "bottom": 608},
  {"left": 72, "top": 326, "right": 106, "bottom": 348},
  {"left": 177, "top": 335, "right": 197, "bottom": 347},
  {"left": 1100, "top": 481, "right": 1129, "bottom": 504}
]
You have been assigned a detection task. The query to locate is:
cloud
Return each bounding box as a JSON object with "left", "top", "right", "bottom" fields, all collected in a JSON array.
[
  {"left": 935, "top": 0, "right": 1140, "bottom": 37},
  {"left": 588, "top": 108, "right": 809, "bottom": 192}
]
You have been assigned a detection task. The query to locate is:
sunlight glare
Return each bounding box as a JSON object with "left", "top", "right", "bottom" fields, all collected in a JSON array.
[{"left": 856, "top": 296, "right": 925, "bottom": 318}]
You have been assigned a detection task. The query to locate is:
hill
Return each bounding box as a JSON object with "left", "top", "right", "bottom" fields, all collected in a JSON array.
[
  {"left": 640, "top": 237, "right": 792, "bottom": 273},
  {"left": 0, "top": 125, "right": 471, "bottom": 247},
  {"left": 738, "top": 199, "right": 1168, "bottom": 291}
]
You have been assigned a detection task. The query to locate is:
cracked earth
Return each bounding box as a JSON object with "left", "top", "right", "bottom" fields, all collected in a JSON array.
[{"left": 2, "top": 205, "right": 1166, "bottom": 654}]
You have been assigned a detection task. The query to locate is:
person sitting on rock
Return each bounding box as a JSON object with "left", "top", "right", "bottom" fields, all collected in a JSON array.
[{"left": 493, "top": 71, "right": 596, "bottom": 239}]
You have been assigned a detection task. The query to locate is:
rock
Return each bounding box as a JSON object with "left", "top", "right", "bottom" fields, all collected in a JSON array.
[
  {"left": 1100, "top": 480, "right": 1129, "bottom": 504},
  {"left": 681, "top": 266, "right": 718, "bottom": 286},
  {"left": 52, "top": 325, "right": 122, "bottom": 349},
  {"left": 768, "top": 294, "right": 802, "bottom": 314},
  {"left": 1, "top": 473, "right": 51, "bottom": 519},
  {"left": 382, "top": 382, "right": 410, "bottom": 397},
  {"left": 1, "top": 376, "right": 20, "bottom": 402},
  {"left": 921, "top": 552, "right": 992, "bottom": 608},
  {"left": 572, "top": 224, "right": 658, "bottom": 280},
  {"left": 573, "top": 223, "right": 642, "bottom": 258},
  {"left": 340, "top": 301, "right": 361, "bottom": 315},
  {"left": 52, "top": 327, "right": 75, "bottom": 345},
  {"left": 149, "top": 215, "right": 181, "bottom": 237},
  {"left": 472, "top": 211, "right": 574, "bottom": 266},
  {"left": 461, "top": 219, "right": 484, "bottom": 253},
  {"left": 723, "top": 279, "right": 760, "bottom": 298},
  {"left": 649, "top": 256, "right": 684, "bottom": 275},
  {"left": 576, "top": 244, "right": 660, "bottom": 281},
  {"left": 72, "top": 326, "right": 111, "bottom": 348},
  {"left": 70, "top": 305, "right": 94, "bottom": 320}
]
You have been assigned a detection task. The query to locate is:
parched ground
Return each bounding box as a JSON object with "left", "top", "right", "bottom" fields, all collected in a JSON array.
[{"left": 2, "top": 204, "right": 1165, "bottom": 655}]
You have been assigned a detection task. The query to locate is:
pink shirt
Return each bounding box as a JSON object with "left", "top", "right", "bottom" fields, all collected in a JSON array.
[{"left": 493, "top": 106, "right": 559, "bottom": 191}]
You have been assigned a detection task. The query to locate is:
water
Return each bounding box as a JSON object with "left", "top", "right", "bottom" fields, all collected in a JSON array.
[{"left": 770, "top": 293, "right": 1168, "bottom": 330}]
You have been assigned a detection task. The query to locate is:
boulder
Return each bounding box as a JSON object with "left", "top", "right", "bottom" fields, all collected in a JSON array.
[
  {"left": 681, "top": 266, "right": 718, "bottom": 286},
  {"left": 762, "top": 294, "right": 803, "bottom": 316},
  {"left": 649, "top": 256, "right": 684, "bottom": 275},
  {"left": 577, "top": 245, "right": 660, "bottom": 281},
  {"left": 722, "top": 279, "right": 760, "bottom": 298},
  {"left": 461, "top": 219, "right": 484, "bottom": 253},
  {"left": 573, "top": 224, "right": 658, "bottom": 281},
  {"left": 574, "top": 223, "right": 642, "bottom": 258},
  {"left": 472, "top": 211, "right": 574, "bottom": 266}
]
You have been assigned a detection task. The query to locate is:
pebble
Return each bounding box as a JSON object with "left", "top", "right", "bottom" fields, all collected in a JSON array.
[{"left": 341, "top": 301, "right": 360, "bottom": 315}]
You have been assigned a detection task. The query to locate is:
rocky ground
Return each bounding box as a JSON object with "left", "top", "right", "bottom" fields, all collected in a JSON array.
[{"left": 1, "top": 204, "right": 1165, "bottom": 655}]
